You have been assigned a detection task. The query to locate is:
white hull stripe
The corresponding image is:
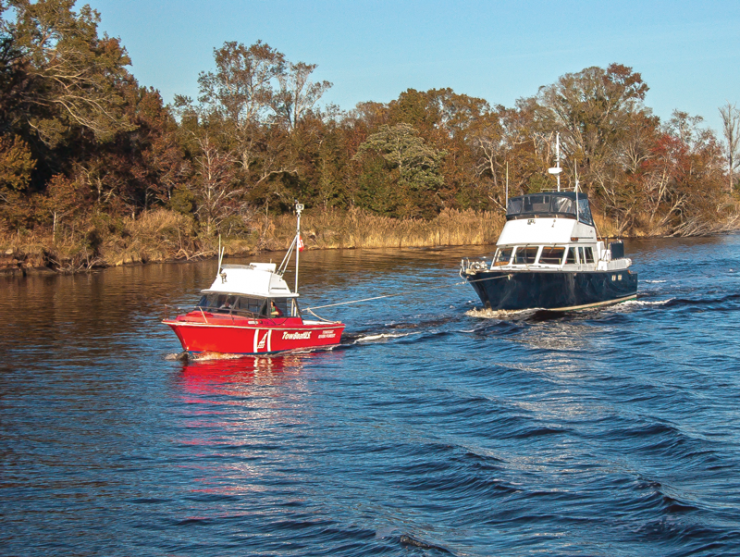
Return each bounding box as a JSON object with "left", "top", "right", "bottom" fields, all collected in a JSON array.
[
  {"left": 252, "top": 329, "right": 273, "bottom": 352},
  {"left": 164, "top": 322, "right": 341, "bottom": 331},
  {"left": 546, "top": 295, "right": 637, "bottom": 312}
]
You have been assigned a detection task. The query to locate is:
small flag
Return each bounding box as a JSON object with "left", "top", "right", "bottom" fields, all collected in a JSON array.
[{"left": 297, "top": 235, "right": 305, "bottom": 252}]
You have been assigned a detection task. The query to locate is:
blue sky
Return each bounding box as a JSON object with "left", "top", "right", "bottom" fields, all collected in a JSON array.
[{"left": 85, "top": 0, "right": 740, "bottom": 134}]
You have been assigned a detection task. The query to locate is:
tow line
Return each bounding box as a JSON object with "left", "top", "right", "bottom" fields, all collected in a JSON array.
[{"left": 304, "top": 273, "right": 511, "bottom": 315}]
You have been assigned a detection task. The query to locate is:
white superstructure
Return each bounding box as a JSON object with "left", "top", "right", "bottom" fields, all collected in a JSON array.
[{"left": 204, "top": 263, "right": 297, "bottom": 298}]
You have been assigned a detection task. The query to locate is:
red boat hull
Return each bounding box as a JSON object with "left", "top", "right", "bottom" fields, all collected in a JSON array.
[{"left": 163, "top": 313, "right": 344, "bottom": 354}]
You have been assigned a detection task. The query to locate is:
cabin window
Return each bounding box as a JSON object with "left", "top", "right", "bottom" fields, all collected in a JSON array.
[
  {"left": 494, "top": 248, "right": 513, "bottom": 266},
  {"left": 199, "top": 294, "right": 236, "bottom": 312},
  {"left": 583, "top": 247, "right": 595, "bottom": 264},
  {"left": 234, "top": 297, "right": 267, "bottom": 316},
  {"left": 198, "top": 294, "right": 238, "bottom": 313},
  {"left": 539, "top": 247, "right": 565, "bottom": 265},
  {"left": 524, "top": 195, "right": 550, "bottom": 213},
  {"left": 578, "top": 198, "right": 594, "bottom": 225},
  {"left": 196, "top": 294, "right": 270, "bottom": 317},
  {"left": 564, "top": 247, "right": 577, "bottom": 265},
  {"left": 513, "top": 246, "right": 539, "bottom": 264},
  {"left": 269, "top": 298, "right": 291, "bottom": 318},
  {"left": 554, "top": 197, "right": 576, "bottom": 215},
  {"left": 507, "top": 198, "right": 523, "bottom": 215}
]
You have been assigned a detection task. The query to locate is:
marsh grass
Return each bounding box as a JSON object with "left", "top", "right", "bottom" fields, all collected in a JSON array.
[
  {"left": 0, "top": 209, "right": 202, "bottom": 272},
  {"left": 271, "top": 207, "right": 505, "bottom": 250},
  {"left": 10, "top": 201, "right": 738, "bottom": 275}
]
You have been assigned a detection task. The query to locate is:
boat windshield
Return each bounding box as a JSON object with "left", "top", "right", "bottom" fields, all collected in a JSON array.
[
  {"left": 196, "top": 294, "right": 268, "bottom": 317},
  {"left": 513, "top": 246, "right": 539, "bottom": 264},
  {"left": 196, "top": 294, "right": 301, "bottom": 319},
  {"left": 493, "top": 247, "right": 513, "bottom": 266},
  {"left": 507, "top": 192, "right": 595, "bottom": 224},
  {"left": 539, "top": 246, "right": 566, "bottom": 264}
]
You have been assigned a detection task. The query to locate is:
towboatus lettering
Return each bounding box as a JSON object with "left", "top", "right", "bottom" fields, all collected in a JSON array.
[{"left": 283, "top": 332, "right": 312, "bottom": 340}]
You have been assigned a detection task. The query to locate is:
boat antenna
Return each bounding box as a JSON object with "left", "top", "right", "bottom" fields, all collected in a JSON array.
[
  {"left": 547, "top": 132, "right": 562, "bottom": 192},
  {"left": 575, "top": 163, "right": 579, "bottom": 224},
  {"left": 505, "top": 160, "right": 509, "bottom": 208},
  {"left": 217, "top": 234, "right": 225, "bottom": 281},
  {"left": 294, "top": 200, "right": 304, "bottom": 294},
  {"left": 574, "top": 164, "right": 579, "bottom": 193}
]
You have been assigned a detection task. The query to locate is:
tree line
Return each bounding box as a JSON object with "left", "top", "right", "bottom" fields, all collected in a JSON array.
[{"left": 2, "top": 0, "right": 740, "bottom": 252}]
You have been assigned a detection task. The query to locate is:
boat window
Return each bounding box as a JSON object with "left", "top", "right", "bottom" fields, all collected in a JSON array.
[
  {"left": 513, "top": 246, "right": 539, "bottom": 264},
  {"left": 539, "top": 247, "right": 565, "bottom": 265},
  {"left": 524, "top": 195, "right": 550, "bottom": 213},
  {"left": 506, "top": 193, "right": 580, "bottom": 219},
  {"left": 578, "top": 198, "right": 594, "bottom": 225},
  {"left": 494, "top": 248, "right": 513, "bottom": 266},
  {"left": 269, "top": 298, "right": 290, "bottom": 318},
  {"left": 554, "top": 197, "right": 576, "bottom": 215},
  {"left": 196, "top": 294, "right": 270, "bottom": 317},
  {"left": 196, "top": 294, "right": 237, "bottom": 313},
  {"left": 583, "top": 247, "right": 595, "bottom": 264},
  {"left": 565, "top": 247, "right": 577, "bottom": 264},
  {"left": 234, "top": 296, "right": 267, "bottom": 316},
  {"left": 507, "top": 198, "right": 523, "bottom": 215},
  {"left": 197, "top": 294, "right": 213, "bottom": 308},
  {"left": 198, "top": 294, "right": 227, "bottom": 309}
]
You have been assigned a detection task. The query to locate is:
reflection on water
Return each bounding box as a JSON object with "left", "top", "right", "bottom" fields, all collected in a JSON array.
[
  {"left": 176, "top": 351, "right": 337, "bottom": 396},
  {"left": 3, "top": 239, "right": 740, "bottom": 556}
]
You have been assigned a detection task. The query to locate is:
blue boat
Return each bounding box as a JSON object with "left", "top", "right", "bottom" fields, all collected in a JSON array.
[{"left": 461, "top": 191, "right": 638, "bottom": 311}]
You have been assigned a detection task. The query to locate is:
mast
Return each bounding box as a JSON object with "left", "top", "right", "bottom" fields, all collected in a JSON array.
[
  {"left": 575, "top": 164, "right": 579, "bottom": 222},
  {"left": 548, "top": 132, "right": 562, "bottom": 191},
  {"left": 505, "top": 160, "right": 509, "bottom": 207},
  {"left": 294, "top": 201, "right": 304, "bottom": 294}
]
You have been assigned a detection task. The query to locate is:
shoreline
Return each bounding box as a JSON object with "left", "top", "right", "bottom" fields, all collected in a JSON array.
[
  {"left": 0, "top": 240, "right": 495, "bottom": 277},
  {"left": 2, "top": 207, "right": 739, "bottom": 277},
  {"left": 4, "top": 230, "right": 740, "bottom": 277}
]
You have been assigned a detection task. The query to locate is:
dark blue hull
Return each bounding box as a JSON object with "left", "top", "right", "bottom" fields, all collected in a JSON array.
[{"left": 466, "top": 269, "right": 638, "bottom": 311}]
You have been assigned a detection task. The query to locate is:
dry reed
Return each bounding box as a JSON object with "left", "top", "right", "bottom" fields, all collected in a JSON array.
[{"left": 270, "top": 207, "right": 506, "bottom": 250}]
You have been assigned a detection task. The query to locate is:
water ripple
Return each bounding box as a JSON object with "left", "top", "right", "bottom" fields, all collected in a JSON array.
[{"left": 3, "top": 240, "right": 740, "bottom": 555}]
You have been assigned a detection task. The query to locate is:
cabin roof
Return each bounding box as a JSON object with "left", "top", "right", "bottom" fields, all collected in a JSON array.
[{"left": 203, "top": 263, "right": 298, "bottom": 298}]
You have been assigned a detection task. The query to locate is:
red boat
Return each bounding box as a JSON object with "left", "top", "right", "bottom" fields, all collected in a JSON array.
[{"left": 164, "top": 203, "right": 344, "bottom": 355}]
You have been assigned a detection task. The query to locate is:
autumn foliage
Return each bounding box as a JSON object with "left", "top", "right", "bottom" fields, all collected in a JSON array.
[{"left": 1, "top": 1, "right": 738, "bottom": 272}]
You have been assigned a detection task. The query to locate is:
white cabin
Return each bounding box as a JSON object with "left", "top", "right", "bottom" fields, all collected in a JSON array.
[
  {"left": 485, "top": 192, "right": 631, "bottom": 273},
  {"left": 203, "top": 263, "right": 297, "bottom": 298}
]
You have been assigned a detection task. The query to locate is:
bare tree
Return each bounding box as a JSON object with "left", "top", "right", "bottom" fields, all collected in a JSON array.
[
  {"left": 273, "top": 62, "right": 332, "bottom": 130},
  {"left": 189, "top": 136, "right": 240, "bottom": 236},
  {"left": 719, "top": 101, "right": 740, "bottom": 193}
]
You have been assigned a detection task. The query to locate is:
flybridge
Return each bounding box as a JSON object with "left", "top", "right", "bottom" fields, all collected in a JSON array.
[{"left": 506, "top": 192, "right": 594, "bottom": 227}]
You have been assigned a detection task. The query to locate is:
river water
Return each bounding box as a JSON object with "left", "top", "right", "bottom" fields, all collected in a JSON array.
[{"left": 2, "top": 237, "right": 740, "bottom": 556}]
